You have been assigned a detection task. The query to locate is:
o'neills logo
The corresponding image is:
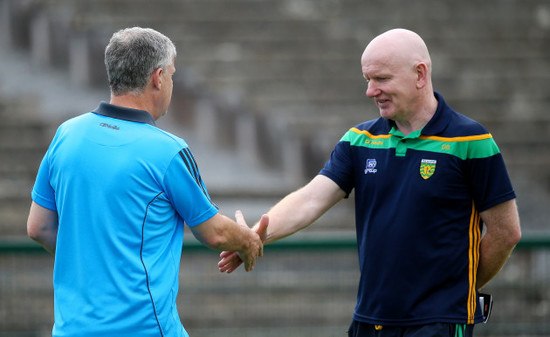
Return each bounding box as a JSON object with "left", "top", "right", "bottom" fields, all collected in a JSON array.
[
  {"left": 420, "top": 159, "right": 436, "bottom": 180},
  {"left": 99, "top": 123, "right": 120, "bottom": 130}
]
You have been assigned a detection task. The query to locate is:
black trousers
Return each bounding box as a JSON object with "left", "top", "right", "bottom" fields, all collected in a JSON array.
[{"left": 347, "top": 320, "right": 475, "bottom": 337}]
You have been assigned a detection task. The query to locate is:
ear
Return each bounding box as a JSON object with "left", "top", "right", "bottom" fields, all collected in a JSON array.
[
  {"left": 151, "top": 67, "right": 163, "bottom": 90},
  {"left": 415, "top": 62, "right": 429, "bottom": 89}
]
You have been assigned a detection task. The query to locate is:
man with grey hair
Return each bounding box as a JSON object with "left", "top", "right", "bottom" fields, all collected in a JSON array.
[{"left": 27, "top": 27, "right": 267, "bottom": 337}]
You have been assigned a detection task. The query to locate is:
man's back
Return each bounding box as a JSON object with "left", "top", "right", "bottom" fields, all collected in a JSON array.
[{"left": 32, "top": 104, "right": 217, "bottom": 336}]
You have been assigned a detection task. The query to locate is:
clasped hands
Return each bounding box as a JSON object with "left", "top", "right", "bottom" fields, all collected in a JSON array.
[{"left": 223, "top": 212, "right": 269, "bottom": 273}]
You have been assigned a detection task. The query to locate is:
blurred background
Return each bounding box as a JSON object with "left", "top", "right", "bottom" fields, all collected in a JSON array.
[{"left": 0, "top": 0, "right": 549, "bottom": 336}]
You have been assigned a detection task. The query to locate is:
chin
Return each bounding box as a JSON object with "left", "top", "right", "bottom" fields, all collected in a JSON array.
[{"left": 379, "top": 110, "right": 395, "bottom": 120}]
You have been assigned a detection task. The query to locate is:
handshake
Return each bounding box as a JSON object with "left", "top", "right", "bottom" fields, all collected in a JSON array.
[
  {"left": 191, "top": 210, "right": 269, "bottom": 273},
  {"left": 222, "top": 211, "right": 269, "bottom": 273},
  {"left": 218, "top": 211, "right": 269, "bottom": 273}
]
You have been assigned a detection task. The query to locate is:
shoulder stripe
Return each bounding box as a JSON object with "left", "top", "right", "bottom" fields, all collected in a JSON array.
[
  {"left": 419, "top": 134, "right": 493, "bottom": 142},
  {"left": 180, "top": 148, "right": 199, "bottom": 180},
  {"left": 348, "top": 127, "right": 392, "bottom": 139},
  {"left": 178, "top": 149, "right": 217, "bottom": 209},
  {"left": 179, "top": 148, "right": 206, "bottom": 195},
  {"left": 348, "top": 127, "right": 493, "bottom": 142}
]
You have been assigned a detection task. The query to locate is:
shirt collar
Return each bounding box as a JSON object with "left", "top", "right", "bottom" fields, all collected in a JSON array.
[
  {"left": 419, "top": 91, "right": 448, "bottom": 136},
  {"left": 389, "top": 126, "right": 422, "bottom": 139},
  {"left": 93, "top": 102, "right": 156, "bottom": 126},
  {"left": 385, "top": 91, "right": 448, "bottom": 137}
]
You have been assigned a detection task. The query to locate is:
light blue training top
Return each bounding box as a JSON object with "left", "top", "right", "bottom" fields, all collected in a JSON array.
[{"left": 32, "top": 102, "right": 218, "bottom": 337}]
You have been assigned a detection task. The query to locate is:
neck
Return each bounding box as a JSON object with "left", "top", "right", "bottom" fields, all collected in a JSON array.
[
  {"left": 110, "top": 94, "right": 157, "bottom": 120},
  {"left": 395, "top": 92, "right": 438, "bottom": 136}
]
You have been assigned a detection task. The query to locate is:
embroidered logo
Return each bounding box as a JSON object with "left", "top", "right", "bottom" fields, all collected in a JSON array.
[
  {"left": 364, "top": 159, "right": 378, "bottom": 174},
  {"left": 420, "top": 159, "right": 437, "bottom": 180},
  {"left": 99, "top": 122, "right": 120, "bottom": 130}
]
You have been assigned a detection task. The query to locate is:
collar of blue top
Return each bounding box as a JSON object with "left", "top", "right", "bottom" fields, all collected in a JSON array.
[
  {"left": 93, "top": 102, "right": 156, "bottom": 126},
  {"left": 385, "top": 91, "right": 449, "bottom": 137}
]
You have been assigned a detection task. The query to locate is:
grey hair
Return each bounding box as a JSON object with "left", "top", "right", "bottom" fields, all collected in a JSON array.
[{"left": 105, "top": 27, "right": 177, "bottom": 96}]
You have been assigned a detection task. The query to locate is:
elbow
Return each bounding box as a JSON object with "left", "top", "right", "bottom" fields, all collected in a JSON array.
[
  {"left": 191, "top": 214, "right": 234, "bottom": 250},
  {"left": 26, "top": 202, "right": 58, "bottom": 254},
  {"left": 507, "top": 214, "right": 522, "bottom": 248},
  {"left": 27, "top": 220, "right": 43, "bottom": 243},
  {"left": 27, "top": 216, "right": 55, "bottom": 244},
  {"left": 27, "top": 220, "right": 39, "bottom": 241},
  {"left": 500, "top": 220, "right": 522, "bottom": 251},
  {"left": 203, "top": 234, "right": 227, "bottom": 250},
  {"left": 507, "top": 201, "right": 522, "bottom": 247},
  {"left": 201, "top": 226, "right": 230, "bottom": 250},
  {"left": 509, "top": 226, "right": 522, "bottom": 247}
]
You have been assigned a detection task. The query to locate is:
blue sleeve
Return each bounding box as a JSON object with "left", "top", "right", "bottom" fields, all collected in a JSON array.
[
  {"left": 31, "top": 144, "right": 57, "bottom": 211},
  {"left": 319, "top": 141, "right": 354, "bottom": 197},
  {"left": 466, "top": 153, "right": 516, "bottom": 212},
  {"left": 163, "top": 147, "right": 218, "bottom": 227}
]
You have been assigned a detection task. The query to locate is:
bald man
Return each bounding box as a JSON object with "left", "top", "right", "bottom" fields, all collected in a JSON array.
[{"left": 219, "top": 28, "right": 521, "bottom": 337}]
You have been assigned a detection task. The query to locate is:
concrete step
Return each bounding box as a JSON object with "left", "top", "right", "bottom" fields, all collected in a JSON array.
[
  {"left": 72, "top": 0, "right": 286, "bottom": 20},
  {"left": 0, "top": 149, "right": 43, "bottom": 178},
  {"left": 0, "top": 196, "right": 31, "bottom": 237},
  {"left": 0, "top": 124, "right": 51, "bottom": 150},
  {"left": 202, "top": 74, "right": 549, "bottom": 105},
  {"left": 173, "top": 38, "right": 361, "bottom": 62}
]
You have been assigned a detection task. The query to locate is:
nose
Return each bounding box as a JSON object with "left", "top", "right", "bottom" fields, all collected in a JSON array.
[{"left": 366, "top": 81, "right": 379, "bottom": 98}]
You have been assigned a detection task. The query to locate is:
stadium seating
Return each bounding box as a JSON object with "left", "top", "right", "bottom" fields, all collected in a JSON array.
[
  {"left": 2, "top": 0, "right": 549, "bottom": 231},
  {"left": 0, "top": 0, "right": 549, "bottom": 333}
]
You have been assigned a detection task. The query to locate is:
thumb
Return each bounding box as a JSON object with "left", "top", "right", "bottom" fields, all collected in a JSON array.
[
  {"left": 256, "top": 214, "right": 269, "bottom": 242},
  {"left": 256, "top": 214, "right": 269, "bottom": 257}
]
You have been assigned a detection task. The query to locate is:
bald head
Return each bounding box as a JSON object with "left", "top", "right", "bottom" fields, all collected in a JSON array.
[
  {"left": 362, "top": 28, "right": 432, "bottom": 75},
  {"left": 360, "top": 29, "right": 438, "bottom": 133}
]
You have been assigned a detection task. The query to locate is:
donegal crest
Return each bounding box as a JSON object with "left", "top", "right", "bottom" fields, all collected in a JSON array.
[{"left": 420, "top": 159, "right": 437, "bottom": 180}]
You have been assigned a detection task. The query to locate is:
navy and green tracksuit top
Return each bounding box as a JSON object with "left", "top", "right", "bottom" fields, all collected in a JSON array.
[{"left": 320, "top": 92, "right": 516, "bottom": 326}]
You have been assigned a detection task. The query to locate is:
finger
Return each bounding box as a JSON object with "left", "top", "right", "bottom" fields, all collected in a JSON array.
[
  {"left": 234, "top": 210, "right": 247, "bottom": 227},
  {"left": 225, "top": 260, "right": 242, "bottom": 274},
  {"left": 244, "top": 259, "right": 252, "bottom": 272},
  {"left": 259, "top": 242, "right": 264, "bottom": 258},
  {"left": 219, "top": 250, "right": 233, "bottom": 258},
  {"left": 246, "top": 254, "right": 255, "bottom": 271},
  {"left": 219, "top": 255, "right": 239, "bottom": 269},
  {"left": 243, "top": 251, "right": 257, "bottom": 272},
  {"left": 218, "top": 253, "right": 242, "bottom": 272},
  {"left": 219, "top": 260, "right": 234, "bottom": 273},
  {"left": 219, "top": 251, "right": 240, "bottom": 264},
  {"left": 257, "top": 215, "right": 268, "bottom": 257},
  {"left": 219, "top": 262, "right": 232, "bottom": 273},
  {"left": 219, "top": 253, "right": 243, "bottom": 273},
  {"left": 218, "top": 258, "right": 230, "bottom": 269}
]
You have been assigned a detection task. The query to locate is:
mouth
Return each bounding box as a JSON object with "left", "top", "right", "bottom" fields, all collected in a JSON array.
[{"left": 375, "top": 98, "right": 391, "bottom": 108}]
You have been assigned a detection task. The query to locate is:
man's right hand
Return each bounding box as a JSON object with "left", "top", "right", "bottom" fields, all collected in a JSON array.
[{"left": 222, "top": 213, "right": 269, "bottom": 273}]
